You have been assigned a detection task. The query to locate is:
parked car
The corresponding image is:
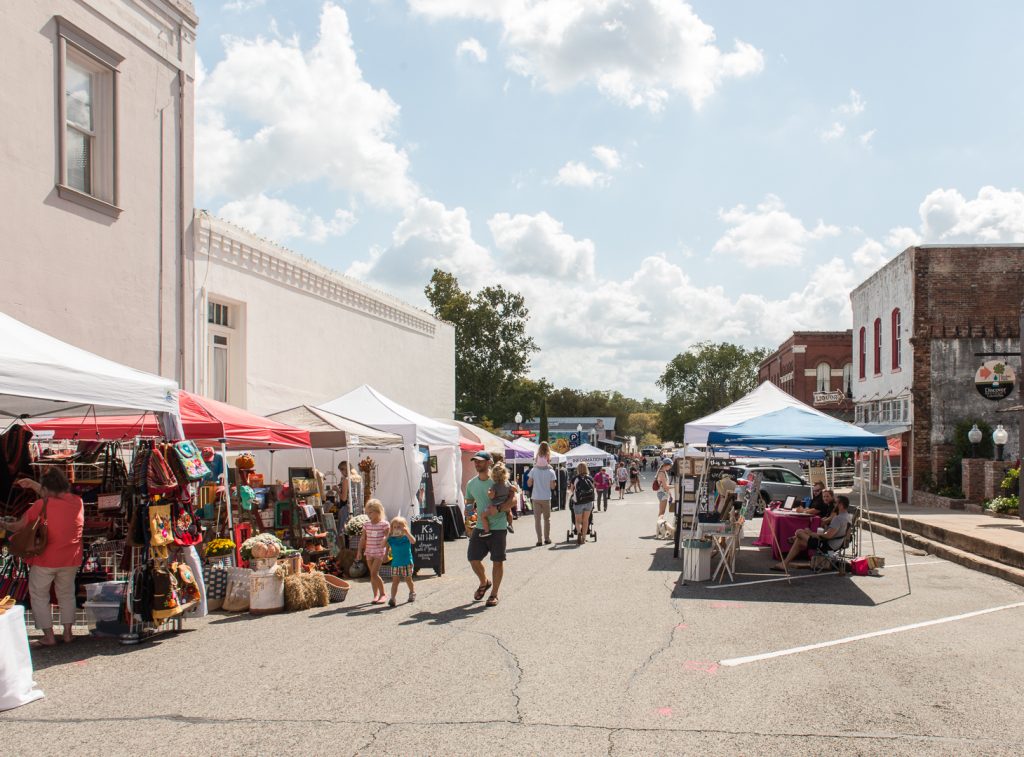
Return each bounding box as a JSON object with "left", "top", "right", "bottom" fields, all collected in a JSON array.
[
  {"left": 641, "top": 446, "right": 660, "bottom": 457},
  {"left": 726, "top": 465, "right": 812, "bottom": 516}
]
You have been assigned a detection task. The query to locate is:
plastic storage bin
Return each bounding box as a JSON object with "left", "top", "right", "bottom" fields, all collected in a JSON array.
[
  {"left": 682, "top": 538, "right": 713, "bottom": 582},
  {"left": 84, "top": 601, "right": 128, "bottom": 636},
  {"left": 84, "top": 581, "right": 127, "bottom": 604}
]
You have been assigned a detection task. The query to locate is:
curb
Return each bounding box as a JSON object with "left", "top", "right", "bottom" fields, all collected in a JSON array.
[
  {"left": 861, "top": 517, "right": 1024, "bottom": 588},
  {"left": 863, "top": 510, "right": 1024, "bottom": 570}
]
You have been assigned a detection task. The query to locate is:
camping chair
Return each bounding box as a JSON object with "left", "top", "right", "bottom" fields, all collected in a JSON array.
[{"left": 813, "top": 514, "right": 857, "bottom": 574}]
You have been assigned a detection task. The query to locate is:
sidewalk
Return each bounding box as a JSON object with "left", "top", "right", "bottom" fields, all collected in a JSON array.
[{"left": 851, "top": 490, "right": 1024, "bottom": 586}]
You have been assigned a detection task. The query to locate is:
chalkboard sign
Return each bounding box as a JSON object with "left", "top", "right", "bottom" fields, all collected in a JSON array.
[{"left": 412, "top": 516, "right": 445, "bottom": 576}]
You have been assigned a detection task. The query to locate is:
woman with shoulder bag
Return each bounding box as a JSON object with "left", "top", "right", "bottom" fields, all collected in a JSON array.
[{"left": 10, "top": 468, "right": 84, "bottom": 646}]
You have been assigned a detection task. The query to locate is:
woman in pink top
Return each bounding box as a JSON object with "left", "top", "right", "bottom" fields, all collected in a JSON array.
[{"left": 12, "top": 467, "right": 84, "bottom": 646}]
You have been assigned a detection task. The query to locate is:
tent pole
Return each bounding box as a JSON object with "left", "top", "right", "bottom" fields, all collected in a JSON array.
[
  {"left": 220, "top": 439, "right": 233, "bottom": 536},
  {"left": 859, "top": 459, "right": 876, "bottom": 557},
  {"left": 885, "top": 451, "right": 912, "bottom": 594}
]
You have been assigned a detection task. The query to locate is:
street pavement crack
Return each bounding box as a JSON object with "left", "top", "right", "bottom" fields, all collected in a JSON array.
[
  {"left": 351, "top": 721, "right": 386, "bottom": 756},
  {"left": 625, "top": 571, "right": 688, "bottom": 691},
  {"left": 464, "top": 629, "right": 525, "bottom": 723}
]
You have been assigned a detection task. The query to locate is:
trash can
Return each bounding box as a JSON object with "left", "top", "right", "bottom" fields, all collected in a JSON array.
[{"left": 682, "top": 538, "right": 713, "bottom": 582}]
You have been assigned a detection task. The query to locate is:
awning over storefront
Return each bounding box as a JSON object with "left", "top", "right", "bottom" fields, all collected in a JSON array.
[{"left": 857, "top": 424, "right": 910, "bottom": 438}]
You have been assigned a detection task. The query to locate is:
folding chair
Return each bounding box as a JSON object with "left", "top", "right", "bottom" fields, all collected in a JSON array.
[
  {"left": 815, "top": 514, "right": 857, "bottom": 573},
  {"left": 712, "top": 516, "right": 745, "bottom": 583}
]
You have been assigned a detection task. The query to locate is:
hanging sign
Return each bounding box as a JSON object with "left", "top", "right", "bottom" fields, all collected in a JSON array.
[{"left": 974, "top": 360, "right": 1016, "bottom": 401}]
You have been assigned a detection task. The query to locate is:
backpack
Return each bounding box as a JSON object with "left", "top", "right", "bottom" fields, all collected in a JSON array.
[{"left": 573, "top": 475, "right": 595, "bottom": 503}]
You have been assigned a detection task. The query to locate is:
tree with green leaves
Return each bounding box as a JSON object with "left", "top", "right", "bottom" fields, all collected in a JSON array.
[
  {"left": 656, "top": 341, "right": 770, "bottom": 442},
  {"left": 425, "top": 269, "right": 539, "bottom": 424}
]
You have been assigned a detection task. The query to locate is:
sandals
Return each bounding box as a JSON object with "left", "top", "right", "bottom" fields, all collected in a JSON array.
[
  {"left": 485, "top": 596, "right": 499, "bottom": 607},
  {"left": 473, "top": 581, "right": 492, "bottom": 601}
]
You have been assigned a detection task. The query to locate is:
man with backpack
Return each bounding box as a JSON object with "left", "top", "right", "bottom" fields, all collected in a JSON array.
[{"left": 568, "top": 463, "right": 596, "bottom": 546}]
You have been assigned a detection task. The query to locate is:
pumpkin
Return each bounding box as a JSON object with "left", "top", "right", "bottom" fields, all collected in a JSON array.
[
  {"left": 264, "top": 542, "right": 281, "bottom": 558},
  {"left": 251, "top": 543, "right": 269, "bottom": 559},
  {"left": 236, "top": 453, "right": 256, "bottom": 470}
]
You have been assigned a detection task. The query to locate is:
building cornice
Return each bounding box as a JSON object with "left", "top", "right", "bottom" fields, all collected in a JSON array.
[{"left": 195, "top": 211, "right": 447, "bottom": 339}]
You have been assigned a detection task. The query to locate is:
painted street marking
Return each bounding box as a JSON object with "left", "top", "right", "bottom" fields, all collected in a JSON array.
[
  {"left": 720, "top": 601, "right": 1024, "bottom": 667},
  {"left": 656, "top": 706, "right": 673, "bottom": 717},
  {"left": 683, "top": 660, "right": 720, "bottom": 675},
  {"left": 706, "top": 560, "right": 943, "bottom": 590},
  {"left": 675, "top": 623, "right": 689, "bottom": 630}
]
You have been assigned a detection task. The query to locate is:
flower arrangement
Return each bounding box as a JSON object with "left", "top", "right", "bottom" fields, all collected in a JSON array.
[
  {"left": 358, "top": 456, "right": 377, "bottom": 502},
  {"left": 343, "top": 513, "right": 370, "bottom": 537},
  {"left": 206, "top": 538, "right": 236, "bottom": 557},
  {"left": 240, "top": 533, "right": 285, "bottom": 561}
]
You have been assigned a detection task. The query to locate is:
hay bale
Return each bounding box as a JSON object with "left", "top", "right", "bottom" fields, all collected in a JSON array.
[
  {"left": 306, "top": 571, "right": 329, "bottom": 608},
  {"left": 283, "top": 571, "right": 330, "bottom": 611}
]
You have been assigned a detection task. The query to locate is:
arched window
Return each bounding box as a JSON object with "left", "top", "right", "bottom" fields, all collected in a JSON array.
[
  {"left": 873, "top": 318, "right": 882, "bottom": 375},
  {"left": 891, "top": 308, "right": 902, "bottom": 369},
  {"left": 858, "top": 327, "right": 866, "bottom": 379},
  {"left": 816, "top": 362, "right": 831, "bottom": 392},
  {"left": 842, "top": 363, "right": 853, "bottom": 395}
]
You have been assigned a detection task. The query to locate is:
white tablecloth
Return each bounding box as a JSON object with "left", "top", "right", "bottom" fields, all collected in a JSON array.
[{"left": 0, "top": 605, "right": 45, "bottom": 711}]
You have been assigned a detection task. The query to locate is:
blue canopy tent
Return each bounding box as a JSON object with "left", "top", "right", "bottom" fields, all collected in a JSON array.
[{"left": 683, "top": 406, "right": 910, "bottom": 593}]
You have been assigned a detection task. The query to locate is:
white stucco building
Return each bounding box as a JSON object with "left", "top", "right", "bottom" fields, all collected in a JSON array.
[
  {"left": 192, "top": 212, "right": 456, "bottom": 418},
  {"left": 0, "top": 0, "right": 198, "bottom": 384}
]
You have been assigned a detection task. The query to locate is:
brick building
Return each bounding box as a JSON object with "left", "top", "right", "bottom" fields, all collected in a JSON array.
[
  {"left": 758, "top": 331, "right": 854, "bottom": 420},
  {"left": 851, "top": 245, "right": 1023, "bottom": 503}
]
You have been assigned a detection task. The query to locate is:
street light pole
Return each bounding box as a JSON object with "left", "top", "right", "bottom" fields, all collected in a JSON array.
[
  {"left": 993, "top": 424, "right": 1008, "bottom": 462},
  {"left": 514, "top": 411, "right": 523, "bottom": 436}
]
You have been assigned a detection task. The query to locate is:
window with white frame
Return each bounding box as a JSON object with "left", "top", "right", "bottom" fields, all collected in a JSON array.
[
  {"left": 842, "top": 363, "right": 853, "bottom": 396},
  {"left": 56, "top": 18, "right": 121, "bottom": 215},
  {"left": 816, "top": 362, "right": 831, "bottom": 392}
]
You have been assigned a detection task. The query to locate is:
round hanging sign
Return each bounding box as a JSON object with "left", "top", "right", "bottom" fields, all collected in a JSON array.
[{"left": 974, "top": 360, "right": 1016, "bottom": 401}]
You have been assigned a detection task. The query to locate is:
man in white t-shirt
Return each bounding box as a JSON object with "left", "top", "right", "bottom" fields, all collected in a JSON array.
[{"left": 528, "top": 465, "right": 557, "bottom": 546}]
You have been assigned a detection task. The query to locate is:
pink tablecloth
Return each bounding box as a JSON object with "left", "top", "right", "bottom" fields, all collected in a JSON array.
[{"left": 754, "top": 509, "right": 821, "bottom": 560}]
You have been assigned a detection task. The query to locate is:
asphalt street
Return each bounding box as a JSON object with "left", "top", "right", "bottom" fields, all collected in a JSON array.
[{"left": 4, "top": 473, "right": 1024, "bottom": 756}]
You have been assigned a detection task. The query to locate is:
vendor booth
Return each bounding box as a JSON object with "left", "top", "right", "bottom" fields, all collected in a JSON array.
[
  {"left": 563, "top": 443, "right": 615, "bottom": 470},
  {"left": 681, "top": 405, "right": 911, "bottom": 592},
  {"left": 318, "top": 385, "right": 462, "bottom": 511},
  {"left": 0, "top": 312, "right": 183, "bottom": 709}
]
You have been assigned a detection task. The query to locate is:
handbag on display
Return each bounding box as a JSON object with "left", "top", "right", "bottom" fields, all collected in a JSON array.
[
  {"left": 150, "top": 565, "right": 185, "bottom": 622},
  {"left": 171, "top": 441, "right": 210, "bottom": 482},
  {"left": 172, "top": 499, "right": 203, "bottom": 546},
  {"left": 149, "top": 503, "right": 174, "bottom": 557},
  {"left": 146, "top": 447, "right": 179, "bottom": 495},
  {"left": 75, "top": 548, "right": 112, "bottom": 607},
  {"left": 174, "top": 561, "right": 202, "bottom": 605},
  {"left": 0, "top": 556, "right": 30, "bottom": 603},
  {"left": 7, "top": 497, "right": 48, "bottom": 559}
]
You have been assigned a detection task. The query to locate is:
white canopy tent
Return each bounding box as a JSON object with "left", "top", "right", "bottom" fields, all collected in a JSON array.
[
  {"left": 0, "top": 311, "right": 181, "bottom": 437},
  {"left": 318, "top": 385, "right": 462, "bottom": 509},
  {"left": 683, "top": 381, "right": 824, "bottom": 447},
  {"left": 563, "top": 443, "right": 615, "bottom": 469}
]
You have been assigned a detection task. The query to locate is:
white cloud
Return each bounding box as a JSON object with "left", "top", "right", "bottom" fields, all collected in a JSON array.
[
  {"left": 197, "top": 3, "right": 418, "bottom": 209},
  {"left": 217, "top": 194, "right": 356, "bottom": 243},
  {"left": 884, "top": 226, "right": 921, "bottom": 251},
  {"left": 820, "top": 122, "right": 845, "bottom": 142},
  {"left": 821, "top": 89, "right": 871, "bottom": 144},
  {"left": 553, "top": 161, "right": 610, "bottom": 188},
  {"left": 713, "top": 195, "right": 840, "bottom": 267},
  {"left": 456, "top": 37, "right": 488, "bottom": 63},
  {"left": 224, "top": 0, "right": 266, "bottom": 11},
  {"left": 408, "top": 0, "right": 764, "bottom": 111},
  {"left": 591, "top": 145, "right": 622, "bottom": 170},
  {"left": 489, "top": 212, "right": 596, "bottom": 280},
  {"left": 918, "top": 186, "right": 1024, "bottom": 242},
  {"left": 346, "top": 198, "right": 492, "bottom": 292},
  {"left": 837, "top": 89, "right": 866, "bottom": 117}
]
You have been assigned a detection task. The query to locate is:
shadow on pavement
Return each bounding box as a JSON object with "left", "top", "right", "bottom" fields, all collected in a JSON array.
[
  {"left": 398, "top": 602, "right": 487, "bottom": 626},
  {"left": 30, "top": 628, "right": 195, "bottom": 671}
]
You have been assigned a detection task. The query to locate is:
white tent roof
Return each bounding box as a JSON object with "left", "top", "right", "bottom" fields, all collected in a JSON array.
[
  {"left": 511, "top": 438, "right": 567, "bottom": 464},
  {"left": 266, "top": 405, "right": 402, "bottom": 448},
  {"left": 436, "top": 419, "right": 508, "bottom": 455},
  {"left": 0, "top": 311, "right": 179, "bottom": 420},
  {"left": 683, "top": 381, "right": 833, "bottom": 446},
  {"left": 563, "top": 443, "right": 615, "bottom": 464},
  {"left": 317, "top": 385, "right": 459, "bottom": 448}
]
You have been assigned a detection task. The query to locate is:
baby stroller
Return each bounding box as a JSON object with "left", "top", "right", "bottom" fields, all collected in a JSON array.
[{"left": 566, "top": 494, "right": 597, "bottom": 543}]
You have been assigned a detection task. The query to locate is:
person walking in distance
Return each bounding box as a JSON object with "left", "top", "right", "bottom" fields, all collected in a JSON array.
[
  {"left": 615, "top": 462, "right": 628, "bottom": 500},
  {"left": 654, "top": 458, "right": 672, "bottom": 524},
  {"left": 567, "top": 463, "right": 596, "bottom": 545},
  {"left": 527, "top": 459, "right": 556, "bottom": 546},
  {"left": 465, "top": 452, "right": 514, "bottom": 606},
  {"left": 593, "top": 466, "right": 612, "bottom": 512}
]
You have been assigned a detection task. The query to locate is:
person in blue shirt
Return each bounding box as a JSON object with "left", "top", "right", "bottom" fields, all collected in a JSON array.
[{"left": 386, "top": 516, "right": 417, "bottom": 607}]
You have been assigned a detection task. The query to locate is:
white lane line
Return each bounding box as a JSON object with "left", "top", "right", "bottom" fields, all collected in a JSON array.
[
  {"left": 720, "top": 601, "right": 1024, "bottom": 667},
  {"left": 705, "top": 560, "right": 944, "bottom": 589}
]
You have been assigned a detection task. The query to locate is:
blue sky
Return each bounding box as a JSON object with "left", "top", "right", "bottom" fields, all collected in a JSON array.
[{"left": 194, "top": 0, "right": 1024, "bottom": 398}]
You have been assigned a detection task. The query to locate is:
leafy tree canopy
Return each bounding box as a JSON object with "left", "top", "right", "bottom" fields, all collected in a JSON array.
[{"left": 656, "top": 341, "right": 769, "bottom": 442}]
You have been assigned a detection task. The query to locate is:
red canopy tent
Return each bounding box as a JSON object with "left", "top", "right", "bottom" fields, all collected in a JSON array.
[{"left": 29, "top": 391, "right": 310, "bottom": 449}]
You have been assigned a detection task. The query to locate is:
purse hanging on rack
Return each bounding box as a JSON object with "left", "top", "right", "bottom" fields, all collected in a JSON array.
[
  {"left": 172, "top": 496, "right": 202, "bottom": 547},
  {"left": 0, "top": 555, "right": 30, "bottom": 604},
  {"left": 170, "top": 441, "right": 210, "bottom": 482},
  {"left": 149, "top": 502, "right": 174, "bottom": 558},
  {"left": 147, "top": 446, "right": 179, "bottom": 496},
  {"left": 75, "top": 546, "right": 112, "bottom": 607}
]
